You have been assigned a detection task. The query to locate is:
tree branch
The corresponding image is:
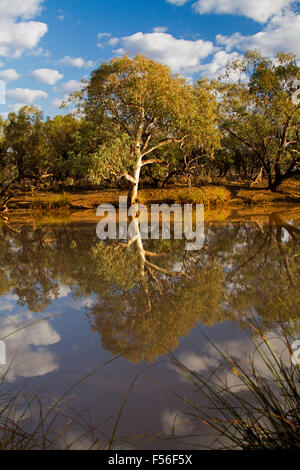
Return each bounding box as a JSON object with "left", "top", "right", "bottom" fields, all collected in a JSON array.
[{"left": 141, "top": 136, "right": 188, "bottom": 158}]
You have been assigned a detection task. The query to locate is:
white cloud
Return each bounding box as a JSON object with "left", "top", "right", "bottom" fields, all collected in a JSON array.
[
  {"left": 7, "top": 88, "right": 48, "bottom": 103},
  {"left": 114, "top": 32, "right": 215, "bottom": 75},
  {"left": 58, "top": 56, "right": 95, "bottom": 68},
  {"left": 166, "top": 0, "right": 296, "bottom": 23},
  {"left": 0, "top": 1, "right": 47, "bottom": 58},
  {"left": 193, "top": 0, "right": 294, "bottom": 22},
  {"left": 31, "top": 68, "right": 63, "bottom": 85},
  {"left": 153, "top": 26, "right": 168, "bottom": 33},
  {"left": 200, "top": 50, "right": 241, "bottom": 78},
  {"left": 217, "top": 10, "right": 300, "bottom": 56},
  {"left": 51, "top": 98, "right": 64, "bottom": 108},
  {"left": 0, "top": 69, "right": 20, "bottom": 82},
  {"left": 54, "top": 80, "right": 82, "bottom": 94},
  {"left": 8, "top": 103, "right": 41, "bottom": 112},
  {"left": 166, "top": 0, "right": 189, "bottom": 5},
  {"left": 97, "top": 32, "right": 111, "bottom": 40},
  {"left": 0, "top": 21, "right": 48, "bottom": 58},
  {"left": 0, "top": 0, "right": 44, "bottom": 20},
  {"left": 107, "top": 37, "right": 120, "bottom": 47},
  {"left": 8, "top": 103, "right": 28, "bottom": 112}
]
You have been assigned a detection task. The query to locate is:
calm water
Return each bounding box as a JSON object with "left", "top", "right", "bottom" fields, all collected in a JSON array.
[{"left": 0, "top": 207, "right": 299, "bottom": 449}]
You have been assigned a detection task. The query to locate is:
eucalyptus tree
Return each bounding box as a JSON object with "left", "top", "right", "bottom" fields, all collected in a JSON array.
[
  {"left": 0, "top": 106, "right": 49, "bottom": 213},
  {"left": 3, "top": 106, "right": 47, "bottom": 181},
  {"left": 44, "top": 114, "right": 82, "bottom": 183},
  {"left": 82, "top": 54, "right": 219, "bottom": 203},
  {"left": 217, "top": 50, "right": 300, "bottom": 191}
]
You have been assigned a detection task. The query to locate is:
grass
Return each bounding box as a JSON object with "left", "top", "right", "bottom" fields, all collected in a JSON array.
[
  {"left": 32, "top": 193, "right": 71, "bottom": 211},
  {"left": 172, "top": 323, "right": 300, "bottom": 450},
  {"left": 159, "top": 187, "right": 230, "bottom": 206}
]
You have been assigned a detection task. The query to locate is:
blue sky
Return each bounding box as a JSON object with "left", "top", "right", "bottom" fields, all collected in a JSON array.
[{"left": 0, "top": 0, "right": 299, "bottom": 119}]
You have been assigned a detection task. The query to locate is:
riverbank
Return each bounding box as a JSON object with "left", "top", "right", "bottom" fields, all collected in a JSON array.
[{"left": 5, "top": 180, "right": 300, "bottom": 216}]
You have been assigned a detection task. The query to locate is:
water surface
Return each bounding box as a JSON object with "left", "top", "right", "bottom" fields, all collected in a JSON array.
[{"left": 0, "top": 207, "right": 299, "bottom": 449}]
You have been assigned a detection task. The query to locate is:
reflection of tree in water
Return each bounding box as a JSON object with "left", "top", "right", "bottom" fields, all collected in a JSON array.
[
  {"left": 222, "top": 213, "right": 300, "bottom": 328},
  {"left": 0, "top": 210, "right": 299, "bottom": 363},
  {"left": 87, "top": 216, "right": 225, "bottom": 362}
]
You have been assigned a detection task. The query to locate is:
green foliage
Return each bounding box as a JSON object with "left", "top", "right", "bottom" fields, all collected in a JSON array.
[
  {"left": 216, "top": 50, "right": 300, "bottom": 190},
  {"left": 1, "top": 50, "right": 300, "bottom": 213}
]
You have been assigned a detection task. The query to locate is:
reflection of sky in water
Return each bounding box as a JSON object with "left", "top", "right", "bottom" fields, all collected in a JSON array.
[
  {"left": 0, "top": 213, "right": 298, "bottom": 449},
  {"left": 0, "top": 287, "right": 247, "bottom": 448}
]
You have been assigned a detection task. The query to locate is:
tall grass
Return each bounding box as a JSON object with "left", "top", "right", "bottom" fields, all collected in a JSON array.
[
  {"left": 172, "top": 325, "right": 300, "bottom": 450},
  {"left": 32, "top": 193, "right": 70, "bottom": 211}
]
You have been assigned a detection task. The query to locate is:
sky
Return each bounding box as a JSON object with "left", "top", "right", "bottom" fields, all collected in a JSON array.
[{"left": 0, "top": 0, "right": 299, "bottom": 119}]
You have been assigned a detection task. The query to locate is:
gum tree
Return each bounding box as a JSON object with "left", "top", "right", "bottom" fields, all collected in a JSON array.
[
  {"left": 217, "top": 51, "right": 300, "bottom": 191},
  {"left": 0, "top": 107, "right": 50, "bottom": 214},
  {"left": 82, "top": 54, "right": 219, "bottom": 204}
]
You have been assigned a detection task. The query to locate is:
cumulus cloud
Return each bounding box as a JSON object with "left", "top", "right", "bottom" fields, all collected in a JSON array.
[
  {"left": 0, "top": 0, "right": 48, "bottom": 57},
  {"left": 51, "top": 98, "right": 64, "bottom": 108},
  {"left": 58, "top": 56, "right": 95, "bottom": 68},
  {"left": 7, "top": 87, "right": 48, "bottom": 103},
  {"left": 0, "top": 69, "right": 20, "bottom": 82},
  {"left": 8, "top": 103, "right": 29, "bottom": 112},
  {"left": 0, "top": 0, "right": 44, "bottom": 20},
  {"left": 200, "top": 50, "right": 242, "bottom": 79},
  {"left": 217, "top": 10, "right": 300, "bottom": 56},
  {"left": 113, "top": 31, "right": 215, "bottom": 75},
  {"left": 193, "top": 0, "right": 294, "bottom": 23},
  {"left": 31, "top": 68, "right": 63, "bottom": 85},
  {"left": 54, "top": 80, "right": 82, "bottom": 94}
]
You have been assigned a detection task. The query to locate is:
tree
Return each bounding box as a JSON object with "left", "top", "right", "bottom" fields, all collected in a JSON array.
[
  {"left": 3, "top": 106, "right": 47, "bottom": 181},
  {"left": 217, "top": 51, "right": 300, "bottom": 191},
  {"left": 44, "top": 114, "right": 81, "bottom": 183},
  {"left": 82, "top": 54, "right": 219, "bottom": 204},
  {"left": 0, "top": 106, "right": 51, "bottom": 213}
]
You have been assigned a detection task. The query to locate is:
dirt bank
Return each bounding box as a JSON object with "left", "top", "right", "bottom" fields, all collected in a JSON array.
[{"left": 7, "top": 180, "right": 300, "bottom": 215}]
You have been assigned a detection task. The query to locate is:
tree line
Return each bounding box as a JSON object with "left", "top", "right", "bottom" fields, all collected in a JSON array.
[{"left": 0, "top": 49, "right": 299, "bottom": 211}]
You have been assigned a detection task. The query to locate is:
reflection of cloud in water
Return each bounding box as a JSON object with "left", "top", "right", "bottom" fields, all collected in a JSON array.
[
  {"left": 0, "top": 294, "right": 18, "bottom": 312},
  {"left": 0, "top": 312, "right": 61, "bottom": 382},
  {"left": 61, "top": 296, "right": 95, "bottom": 311},
  {"left": 50, "top": 285, "right": 72, "bottom": 300},
  {"left": 176, "top": 331, "right": 292, "bottom": 392},
  {"left": 178, "top": 351, "right": 219, "bottom": 373},
  {"left": 161, "top": 409, "right": 195, "bottom": 437}
]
